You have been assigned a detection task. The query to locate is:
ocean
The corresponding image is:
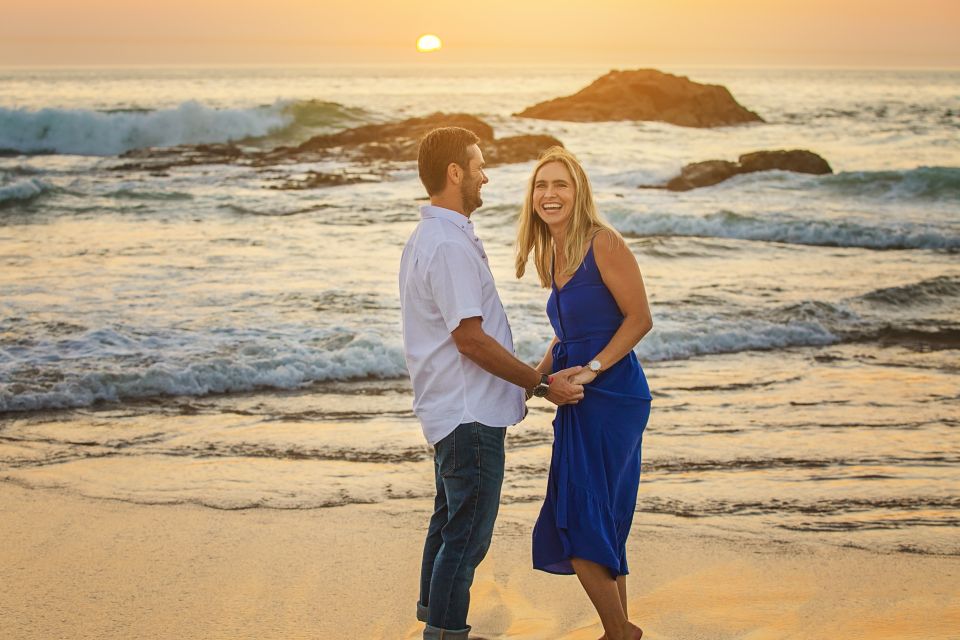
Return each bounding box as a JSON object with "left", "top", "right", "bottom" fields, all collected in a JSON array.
[{"left": 1, "top": 65, "right": 957, "bottom": 557}]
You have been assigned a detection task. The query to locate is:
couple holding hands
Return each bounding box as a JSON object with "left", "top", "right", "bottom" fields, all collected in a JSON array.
[{"left": 399, "top": 126, "right": 652, "bottom": 640}]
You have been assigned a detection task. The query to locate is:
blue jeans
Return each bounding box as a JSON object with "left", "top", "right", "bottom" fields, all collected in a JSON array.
[{"left": 418, "top": 421, "right": 506, "bottom": 638}]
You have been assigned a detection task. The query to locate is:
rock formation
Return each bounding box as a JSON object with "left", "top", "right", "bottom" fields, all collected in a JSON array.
[
  {"left": 280, "top": 113, "right": 560, "bottom": 166},
  {"left": 116, "top": 113, "right": 563, "bottom": 177},
  {"left": 657, "top": 150, "right": 833, "bottom": 191},
  {"left": 516, "top": 69, "right": 763, "bottom": 128}
]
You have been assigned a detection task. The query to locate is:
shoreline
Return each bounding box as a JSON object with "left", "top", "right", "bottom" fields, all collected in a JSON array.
[{"left": 2, "top": 483, "right": 957, "bottom": 639}]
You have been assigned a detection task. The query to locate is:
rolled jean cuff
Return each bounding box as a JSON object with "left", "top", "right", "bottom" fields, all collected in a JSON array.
[
  {"left": 423, "top": 624, "right": 471, "bottom": 639},
  {"left": 417, "top": 602, "right": 430, "bottom": 623}
]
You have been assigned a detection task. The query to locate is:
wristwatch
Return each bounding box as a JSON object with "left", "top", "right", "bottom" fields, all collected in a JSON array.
[
  {"left": 588, "top": 359, "right": 602, "bottom": 373},
  {"left": 530, "top": 374, "right": 550, "bottom": 398}
]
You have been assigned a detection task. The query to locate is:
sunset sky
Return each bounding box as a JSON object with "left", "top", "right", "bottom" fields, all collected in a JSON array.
[{"left": 2, "top": 0, "right": 958, "bottom": 67}]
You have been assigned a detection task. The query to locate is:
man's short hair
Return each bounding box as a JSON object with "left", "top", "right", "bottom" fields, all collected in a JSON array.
[{"left": 417, "top": 127, "right": 480, "bottom": 196}]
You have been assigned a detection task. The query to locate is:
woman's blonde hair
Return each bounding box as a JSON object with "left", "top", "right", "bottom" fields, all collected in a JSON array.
[{"left": 515, "top": 146, "right": 616, "bottom": 288}]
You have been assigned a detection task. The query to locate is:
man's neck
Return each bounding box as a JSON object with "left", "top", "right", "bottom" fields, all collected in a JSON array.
[{"left": 429, "top": 195, "right": 469, "bottom": 218}]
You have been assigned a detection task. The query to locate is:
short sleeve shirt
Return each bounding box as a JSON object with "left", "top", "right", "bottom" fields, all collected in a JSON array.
[{"left": 399, "top": 205, "right": 526, "bottom": 445}]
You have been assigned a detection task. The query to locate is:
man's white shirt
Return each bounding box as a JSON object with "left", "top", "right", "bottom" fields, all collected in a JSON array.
[{"left": 399, "top": 205, "right": 526, "bottom": 445}]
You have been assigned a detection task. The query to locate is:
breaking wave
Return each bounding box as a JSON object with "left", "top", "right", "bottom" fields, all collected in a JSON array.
[
  {"left": 821, "top": 166, "right": 960, "bottom": 202},
  {"left": 0, "top": 99, "right": 367, "bottom": 156},
  {"left": 856, "top": 275, "right": 960, "bottom": 307},
  {"left": 614, "top": 209, "right": 959, "bottom": 250},
  {"left": 0, "top": 177, "right": 54, "bottom": 207}
]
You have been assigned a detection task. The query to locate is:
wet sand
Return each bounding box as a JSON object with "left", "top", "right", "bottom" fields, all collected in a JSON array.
[{"left": 1, "top": 482, "right": 957, "bottom": 639}]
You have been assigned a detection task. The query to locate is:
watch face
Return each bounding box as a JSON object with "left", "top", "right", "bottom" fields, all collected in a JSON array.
[
  {"left": 589, "top": 360, "right": 601, "bottom": 372},
  {"left": 533, "top": 385, "right": 549, "bottom": 398}
]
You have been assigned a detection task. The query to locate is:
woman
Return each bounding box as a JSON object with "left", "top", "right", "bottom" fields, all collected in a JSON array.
[{"left": 516, "top": 147, "right": 653, "bottom": 640}]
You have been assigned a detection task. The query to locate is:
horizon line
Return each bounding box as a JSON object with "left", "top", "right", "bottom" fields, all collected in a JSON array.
[{"left": 1, "top": 61, "right": 958, "bottom": 72}]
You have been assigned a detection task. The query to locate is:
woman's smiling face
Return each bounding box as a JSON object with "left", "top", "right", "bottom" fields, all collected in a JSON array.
[{"left": 533, "top": 161, "right": 575, "bottom": 231}]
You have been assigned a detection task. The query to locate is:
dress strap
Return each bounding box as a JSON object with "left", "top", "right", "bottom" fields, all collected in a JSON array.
[{"left": 584, "top": 228, "right": 610, "bottom": 274}]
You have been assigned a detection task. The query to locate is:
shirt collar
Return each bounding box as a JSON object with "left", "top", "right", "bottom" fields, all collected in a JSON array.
[
  {"left": 420, "top": 205, "right": 473, "bottom": 230},
  {"left": 420, "top": 205, "right": 487, "bottom": 262}
]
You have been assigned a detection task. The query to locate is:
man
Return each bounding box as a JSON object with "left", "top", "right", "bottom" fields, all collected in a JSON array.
[{"left": 399, "top": 126, "right": 584, "bottom": 639}]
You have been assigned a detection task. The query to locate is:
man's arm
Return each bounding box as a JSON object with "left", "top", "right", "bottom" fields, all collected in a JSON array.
[{"left": 451, "top": 317, "right": 583, "bottom": 405}]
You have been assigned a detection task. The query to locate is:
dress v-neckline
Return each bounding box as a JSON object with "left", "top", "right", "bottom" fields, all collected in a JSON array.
[{"left": 552, "top": 244, "right": 593, "bottom": 293}]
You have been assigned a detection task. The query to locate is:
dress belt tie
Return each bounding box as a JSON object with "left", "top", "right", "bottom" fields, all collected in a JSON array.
[{"left": 552, "top": 332, "right": 615, "bottom": 369}]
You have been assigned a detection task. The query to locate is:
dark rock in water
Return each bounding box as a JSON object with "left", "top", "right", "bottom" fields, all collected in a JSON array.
[
  {"left": 515, "top": 69, "right": 764, "bottom": 128},
  {"left": 116, "top": 143, "right": 247, "bottom": 171},
  {"left": 266, "top": 171, "right": 379, "bottom": 190},
  {"left": 114, "top": 113, "right": 561, "bottom": 177},
  {"left": 664, "top": 160, "right": 741, "bottom": 191},
  {"left": 660, "top": 149, "right": 833, "bottom": 191},
  {"left": 737, "top": 150, "right": 833, "bottom": 175}
]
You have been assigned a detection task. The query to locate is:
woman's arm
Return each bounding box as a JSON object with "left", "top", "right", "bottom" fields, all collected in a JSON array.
[
  {"left": 536, "top": 336, "right": 560, "bottom": 374},
  {"left": 570, "top": 229, "right": 653, "bottom": 385}
]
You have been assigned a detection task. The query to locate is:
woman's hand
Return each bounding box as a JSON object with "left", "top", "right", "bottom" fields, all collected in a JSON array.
[
  {"left": 569, "top": 368, "right": 597, "bottom": 385},
  {"left": 546, "top": 366, "right": 585, "bottom": 405}
]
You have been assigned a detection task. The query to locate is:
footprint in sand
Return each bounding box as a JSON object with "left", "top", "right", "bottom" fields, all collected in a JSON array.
[{"left": 471, "top": 577, "right": 576, "bottom": 639}]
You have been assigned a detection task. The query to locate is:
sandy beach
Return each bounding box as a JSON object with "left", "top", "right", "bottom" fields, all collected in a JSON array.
[{"left": 2, "top": 482, "right": 957, "bottom": 640}]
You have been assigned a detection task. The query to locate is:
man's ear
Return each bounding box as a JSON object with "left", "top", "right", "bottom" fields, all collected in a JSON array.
[{"left": 446, "top": 162, "right": 462, "bottom": 186}]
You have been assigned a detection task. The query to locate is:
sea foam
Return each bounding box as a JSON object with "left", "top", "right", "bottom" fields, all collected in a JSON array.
[
  {"left": 636, "top": 319, "right": 839, "bottom": 362},
  {"left": 0, "top": 331, "right": 407, "bottom": 413}
]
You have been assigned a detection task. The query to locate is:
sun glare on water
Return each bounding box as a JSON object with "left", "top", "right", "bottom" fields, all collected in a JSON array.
[{"left": 416, "top": 34, "right": 442, "bottom": 53}]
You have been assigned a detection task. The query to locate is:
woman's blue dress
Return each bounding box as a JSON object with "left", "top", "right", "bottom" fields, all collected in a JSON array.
[{"left": 532, "top": 242, "right": 652, "bottom": 577}]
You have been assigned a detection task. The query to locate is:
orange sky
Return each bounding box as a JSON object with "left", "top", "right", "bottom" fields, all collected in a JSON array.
[{"left": 2, "top": 0, "right": 958, "bottom": 67}]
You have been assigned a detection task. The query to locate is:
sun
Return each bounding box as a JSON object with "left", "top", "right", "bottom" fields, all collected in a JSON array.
[{"left": 416, "top": 34, "right": 442, "bottom": 53}]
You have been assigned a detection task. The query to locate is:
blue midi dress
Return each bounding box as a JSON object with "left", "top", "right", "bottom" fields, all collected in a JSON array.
[{"left": 532, "top": 243, "right": 652, "bottom": 577}]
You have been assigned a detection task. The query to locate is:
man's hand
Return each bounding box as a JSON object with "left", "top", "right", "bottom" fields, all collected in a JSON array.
[{"left": 546, "top": 366, "right": 585, "bottom": 405}]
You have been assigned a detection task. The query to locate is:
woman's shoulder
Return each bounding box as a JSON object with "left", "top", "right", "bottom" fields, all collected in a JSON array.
[
  {"left": 590, "top": 226, "right": 635, "bottom": 273},
  {"left": 590, "top": 227, "right": 625, "bottom": 256}
]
